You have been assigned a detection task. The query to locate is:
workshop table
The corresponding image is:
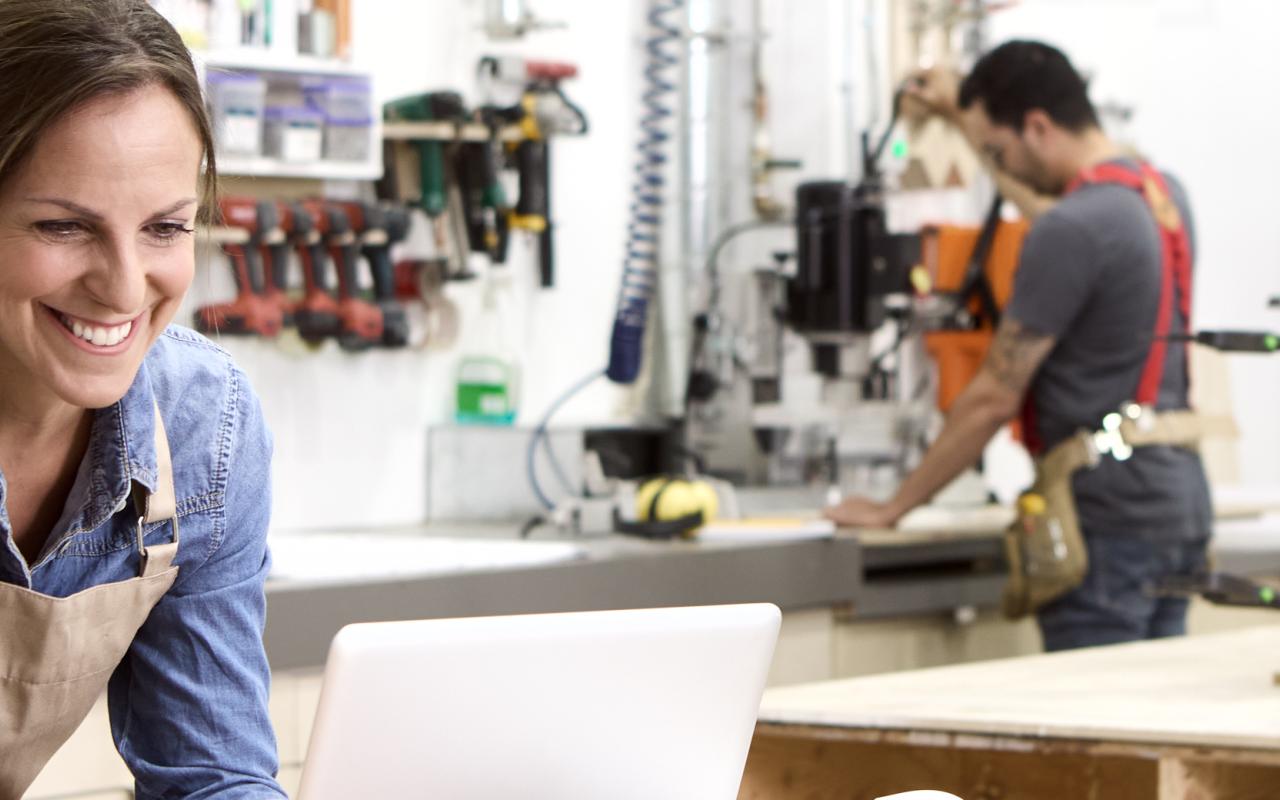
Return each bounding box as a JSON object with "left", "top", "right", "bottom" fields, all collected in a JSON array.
[{"left": 738, "top": 626, "right": 1280, "bottom": 799}]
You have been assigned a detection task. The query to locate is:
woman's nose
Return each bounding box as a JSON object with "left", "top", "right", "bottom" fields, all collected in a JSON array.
[{"left": 81, "top": 240, "right": 147, "bottom": 315}]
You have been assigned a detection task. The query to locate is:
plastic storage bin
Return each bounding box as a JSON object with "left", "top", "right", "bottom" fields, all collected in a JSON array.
[
  {"left": 303, "top": 76, "right": 373, "bottom": 162},
  {"left": 323, "top": 115, "right": 373, "bottom": 161},
  {"left": 263, "top": 106, "right": 324, "bottom": 162},
  {"left": 302, "top": 76, "right": 371, "bottom": 120},
  {"left": 206, "top": 71, "right": 266, "bottom": 157}
]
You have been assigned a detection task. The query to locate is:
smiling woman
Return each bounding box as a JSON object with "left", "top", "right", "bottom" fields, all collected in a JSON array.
[
  {"left": 0, "top": 86, "right": 201, "bottom": 413},
  {"left": 0, "top": 2, "right": 285, "bottom": 799}
]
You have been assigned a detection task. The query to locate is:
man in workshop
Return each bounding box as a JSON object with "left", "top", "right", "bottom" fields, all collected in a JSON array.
[{"left": 824, "top": 40, "right": 1213, "bottom": 651}]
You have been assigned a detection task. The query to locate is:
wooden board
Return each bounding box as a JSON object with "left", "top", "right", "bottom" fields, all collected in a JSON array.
[
  {"left": 738, "top": 723, "right": 1280, "bottom": 800},
  {"left": 838, "top": 504, "right": 1011, "bottom": 548},
  {"left": 758, "top": 626, "right": 1280, "bottom": 751},
  {"left": 739, "top": 725, "right": 1159, "bottom": 800}
]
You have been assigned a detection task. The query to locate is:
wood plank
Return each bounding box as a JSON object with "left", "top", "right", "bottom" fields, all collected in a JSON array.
[
  {"left": 759, "top": 626, "right": 1280, "bottom": 751},
  {"left": 738, "top": 723, "right": 1156, "bottom": 799},
  {"left": 1158, "top": 756, "right": 1280, "bottom": 800}
]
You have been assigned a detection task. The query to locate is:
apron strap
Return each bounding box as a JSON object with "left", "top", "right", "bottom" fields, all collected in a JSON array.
[{"left": 131, "top": 402, "right": 180, "bottom": 578}]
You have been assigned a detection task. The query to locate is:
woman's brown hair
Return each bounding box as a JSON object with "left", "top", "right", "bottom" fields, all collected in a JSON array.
[{"left": 0, "top": 0, "right": 216, "bottom": 222}]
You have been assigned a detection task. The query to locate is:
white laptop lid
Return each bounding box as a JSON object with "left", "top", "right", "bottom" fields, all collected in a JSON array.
[{"left": 297, "top": 603, "right": 781, "bottom": 800}]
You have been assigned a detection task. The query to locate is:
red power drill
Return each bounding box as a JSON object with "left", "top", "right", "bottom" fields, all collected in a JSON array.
[
  {"left": 279, "top": 200, "right": 342, "bottom": 344},
  {"left": 332, "top": 201, "right": 411, "bottom": 348},
  {"left": 195, "top": 197, "right": 285, "bottom": 337},
  {"left": 301, "top": 200, "right": 383, "bottom": 351},
  {"left": 259, "top": 203, "right": 297, "bottom": 326}
]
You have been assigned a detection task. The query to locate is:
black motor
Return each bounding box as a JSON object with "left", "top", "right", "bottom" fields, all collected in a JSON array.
[{"left": 787, "top": 181, "right": 918, "bottom": 376}]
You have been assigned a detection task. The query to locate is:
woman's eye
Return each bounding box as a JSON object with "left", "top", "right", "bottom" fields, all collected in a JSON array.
[
  {"left": 35, "top": 220, "right": 87, "bottom": 239},
  {"left": 147, "top": 222, "right": 196, "bottom": 243}
]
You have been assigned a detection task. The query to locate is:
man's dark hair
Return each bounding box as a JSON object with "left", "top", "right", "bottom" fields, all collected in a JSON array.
[{"left": 958, "top": 40, "right": 1099, "bottom": 133}]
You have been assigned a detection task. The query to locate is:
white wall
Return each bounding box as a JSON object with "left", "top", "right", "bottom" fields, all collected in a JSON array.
[
  {"left": 984, "top": 0, "right": 1280, "bottom": 484},
  {"left": 191, "top": 0, "right": 1277, "bottom": 531},
  {"left": 190, "top": 0, "right": 873, "bottom": 530},
  {"left": 186, "top": 0, "right": 652, "bottom": 529}
]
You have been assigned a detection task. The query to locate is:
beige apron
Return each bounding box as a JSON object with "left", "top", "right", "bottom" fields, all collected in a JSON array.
[{"left": 0, "top": 404, "right": 180, "bottom": 799}]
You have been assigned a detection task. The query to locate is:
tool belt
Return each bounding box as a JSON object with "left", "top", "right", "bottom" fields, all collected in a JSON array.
[{"left": 1001, "top": 404, "right": 1237, "bottom": 620}]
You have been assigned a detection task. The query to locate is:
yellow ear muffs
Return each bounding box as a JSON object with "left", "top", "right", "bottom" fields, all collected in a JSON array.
[
  {"left": 613, "top": 476, "right": 720, "bottom": 540},
  {"left": 636, "top": 477, "right": 719, "bottom": 523}
]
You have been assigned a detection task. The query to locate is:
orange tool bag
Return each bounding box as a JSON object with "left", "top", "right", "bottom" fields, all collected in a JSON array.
[{"left": 920, "top": 195, "right": 1028, "bottom": 413}]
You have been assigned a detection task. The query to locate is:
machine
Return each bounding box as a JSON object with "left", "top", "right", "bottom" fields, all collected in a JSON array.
[{"left": 685, "top": 95, "right": 940, "bottom": 492}]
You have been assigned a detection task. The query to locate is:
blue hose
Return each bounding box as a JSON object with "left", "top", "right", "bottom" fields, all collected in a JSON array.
[{"left": 606, "top": 0, "right": 683, "bottom": 385}]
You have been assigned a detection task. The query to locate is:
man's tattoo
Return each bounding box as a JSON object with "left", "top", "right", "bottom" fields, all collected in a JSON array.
[{"left": 984, "top": 318, "right": 1055, "bottom": 393}]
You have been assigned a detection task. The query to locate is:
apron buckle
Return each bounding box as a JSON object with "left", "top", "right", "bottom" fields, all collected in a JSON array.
[{"left": 135, "top": 514, "right": 150, "bottom": 571}]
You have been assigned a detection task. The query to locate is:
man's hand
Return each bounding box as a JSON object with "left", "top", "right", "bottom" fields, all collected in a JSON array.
[
  {"left": 819, "top": 318, "right": 1057, "bottom": 532},
  {"left": 823, "top": 496, "right": 903, "bottom": 530},
  {"left": 901, "top": 66, "right": 963, "bottom": 125}
]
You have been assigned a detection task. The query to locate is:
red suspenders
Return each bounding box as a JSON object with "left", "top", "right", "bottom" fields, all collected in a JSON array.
[{"left": 1021, "top": 162, "right": 1194, "bottom": 455}]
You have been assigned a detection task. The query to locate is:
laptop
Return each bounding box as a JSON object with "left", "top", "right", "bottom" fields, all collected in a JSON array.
[{"left": 296, "top": 603, "right": 781, "bottom": 800}]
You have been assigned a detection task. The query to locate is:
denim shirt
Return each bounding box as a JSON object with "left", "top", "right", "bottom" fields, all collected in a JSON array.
[{"left": 0, "top": 326, "right": 285, "bottom": 799}]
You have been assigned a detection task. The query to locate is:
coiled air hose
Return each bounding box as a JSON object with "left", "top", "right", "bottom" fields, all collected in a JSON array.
[{"left": 605, "top": 0, "right": 684, "bottom": 384}]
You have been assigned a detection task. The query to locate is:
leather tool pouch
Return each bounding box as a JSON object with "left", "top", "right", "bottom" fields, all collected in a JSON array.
[{"left": 1002, "top": 438, "right": 1090, "bottom": 620}]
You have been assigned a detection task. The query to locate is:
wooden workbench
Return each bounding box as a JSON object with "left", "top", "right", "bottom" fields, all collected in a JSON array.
[{"left": 738, "top": 626, "right": 1280, "bottom": 799}]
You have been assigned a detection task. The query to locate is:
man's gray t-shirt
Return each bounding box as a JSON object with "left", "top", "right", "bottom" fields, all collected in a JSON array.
[{"left": 1006, "top": 160, "right": 1212, "bottom": 540}]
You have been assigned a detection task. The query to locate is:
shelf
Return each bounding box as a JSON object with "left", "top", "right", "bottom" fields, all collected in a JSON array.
[
  {"left": 217, "top": 155, "right": 382, "bottom": 180},
  {"left": 194, "top": 48, "right": 367, "bottom": 77},
  {"left": 382, "top": 121, "right": 525, "bottom": 143},
  {"left": 194, "top": 50, "right": 381, "bottom": 180}
]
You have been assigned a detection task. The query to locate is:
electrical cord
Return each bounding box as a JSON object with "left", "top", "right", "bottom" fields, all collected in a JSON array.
[
  {"left": 539, "top": 414, "right": 579, "bottom": 496},
  {"left": 704, "top": 219, "right": 793, "bottom": 315},
  {"left": 519, "top": 515, "right": 546, "bottom": 539},
  {"left": 869, "top": 88, "right": 905, "bottom": 166},
  {"left": 526, "top": 368, "right": 606, "bottom": 510},
  {"left": 685, "top": 219, "right": 792, "bottom": 413},
  {"left": 551, "top": 83, "right": 590, "bottom": 135}
]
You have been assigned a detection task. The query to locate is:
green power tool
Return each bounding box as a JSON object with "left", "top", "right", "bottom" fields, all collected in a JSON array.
[{"left": 383, "top": 92, "right": 466, "bottom": 218}]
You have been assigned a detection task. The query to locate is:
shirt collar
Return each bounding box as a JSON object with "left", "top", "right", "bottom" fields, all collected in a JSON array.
[{"left": 37, "top": 359, "right": 159, "bottom": 561}]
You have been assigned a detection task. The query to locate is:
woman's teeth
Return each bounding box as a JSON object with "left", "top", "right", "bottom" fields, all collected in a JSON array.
[{"left": 61, "top": 314, "right": 132, "bottom": 347}]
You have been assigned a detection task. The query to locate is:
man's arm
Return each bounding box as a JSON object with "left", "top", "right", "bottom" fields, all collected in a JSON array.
[
  {"left": 825, "top": 318, "right": 1056, "bottom": 528},
  {"left": 902, "top": 67, "right": 1057, "bottom": 220}
]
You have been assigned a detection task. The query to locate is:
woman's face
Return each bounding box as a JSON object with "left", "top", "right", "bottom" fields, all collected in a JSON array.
[{"left": 0, "top": 84, "right": 202, "bottom": 414}]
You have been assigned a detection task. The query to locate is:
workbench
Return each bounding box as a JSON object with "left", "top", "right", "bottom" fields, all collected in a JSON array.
[
  {"left": 738, "top": 625, "right": 1280, "bottom": 800},
  {"left": 260, "top": 491, "right": 1280, "bottom": 671},
  {"left": 30, "top": 496, "right": 1280, "bottom": 798},
  {"left": 263, "top": 529, "right": 865, "bottom": 670}
]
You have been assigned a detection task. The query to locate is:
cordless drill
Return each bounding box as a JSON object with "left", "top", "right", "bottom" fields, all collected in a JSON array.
[
  {"left": 301, "top": 200, "right": 383, "bottom": 351},
  {"left": 278, "top": 201, "right": 342, "bottom": 344},
  {"left": 382, "top": 91, "right": 466, "bottom": 218},
  {"left": 509, "top": 60, "right": 582, "bottom": 288},
  {"left": 195, "top": 197, "right": 284, "bottom": 337},
  {"left": 332, "top": 201, "right": 412, "bottom": 348},
  {"left": 258, "top": 205, "right": 296, "bottom": 326},
  {"left": 455, "top": 136, "right": 511, "bottom": 264},
  {"left": 474, "top": 57, "right": 586, "bottom": 286}
]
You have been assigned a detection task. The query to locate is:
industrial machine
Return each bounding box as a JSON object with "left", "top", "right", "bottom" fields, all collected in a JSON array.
[{"left": 682, "top": 87, "right": 1026, "bottom": 496}]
